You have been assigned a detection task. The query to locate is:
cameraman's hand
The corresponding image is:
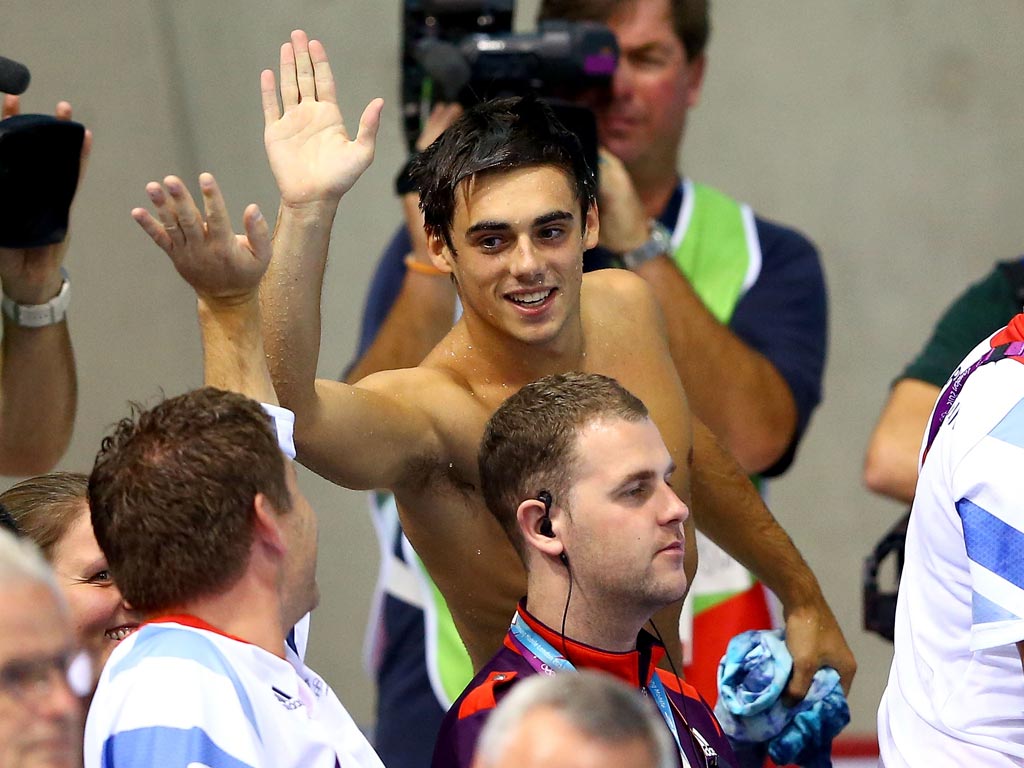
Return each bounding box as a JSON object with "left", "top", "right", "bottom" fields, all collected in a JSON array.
[
  {"left": 132, "top": 173, "right": 270, "bottom": 307},
  {"left": 595, "top": 148, "right": 650, "bottom": 255},
  {"left": 262, "top": 29, "right": 383, "bottom": 209},
  {"left": 0, "top": 96, "right": 92, "bottom": 304}
]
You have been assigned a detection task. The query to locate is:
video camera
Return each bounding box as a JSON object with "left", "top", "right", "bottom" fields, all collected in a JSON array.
[
  {"left": 400, "top": 0, "right": 618, "bottom": 174},
  {"left": 0, "top": 55, "right": 84, "bottom": 249}
]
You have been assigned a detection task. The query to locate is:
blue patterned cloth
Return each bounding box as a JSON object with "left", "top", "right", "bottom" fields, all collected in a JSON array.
[{"left": 714, "top": 630, "right": 849, "bottom": 768}]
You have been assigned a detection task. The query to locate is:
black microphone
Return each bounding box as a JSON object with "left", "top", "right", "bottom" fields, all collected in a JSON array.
[{"left": 0, "top": 56, "right": 30, "bottom": 96}]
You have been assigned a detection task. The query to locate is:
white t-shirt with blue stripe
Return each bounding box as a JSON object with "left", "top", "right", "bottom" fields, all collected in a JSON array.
[
  {"left": 85, "top": 619, "right": 383, "bottom": 768},
  {"left": 879, "top": 333, "right": 1024, "bottom": 765}
]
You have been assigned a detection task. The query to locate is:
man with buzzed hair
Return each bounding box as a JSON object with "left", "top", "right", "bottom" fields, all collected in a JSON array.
[
  {"left": 0, "top": 527, "right": 82, "bottom": 768},
  {"left": 433, "top": 372, "right": 736, "bottom": 767}
]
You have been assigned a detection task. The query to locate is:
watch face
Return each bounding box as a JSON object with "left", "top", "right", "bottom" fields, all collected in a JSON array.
[{"left": 623, "top": 222, "right": 671, "bottom": 269}]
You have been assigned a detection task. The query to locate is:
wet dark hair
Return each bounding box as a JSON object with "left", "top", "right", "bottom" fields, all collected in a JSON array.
[{"left": 412, "top": 95, "right": 597, "bottom": 254}]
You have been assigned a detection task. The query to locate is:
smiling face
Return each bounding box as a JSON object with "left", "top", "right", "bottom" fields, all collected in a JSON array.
[
  {"left": 561, "top": 416, "right": 690, "bottom": 616},
  {"left": 49, "top": 507, "right": 139, "bottom": 674},
  {"left": 431, "top": 165, "right": 598, "bottom": 349},
  {"left": 588, "top": 0, "right": 706, "bottom": 179}
]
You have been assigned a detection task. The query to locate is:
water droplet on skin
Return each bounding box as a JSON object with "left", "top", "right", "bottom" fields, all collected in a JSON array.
[{"left": 476, "top": 550, "right": 482, "bottom": 555}]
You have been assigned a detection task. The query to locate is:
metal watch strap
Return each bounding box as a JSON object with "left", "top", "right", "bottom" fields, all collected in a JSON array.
[
  {"left": 620, "top": 220, "right": 672, "bottom": 270},
  {"left": 1, "top": 268, "right": 71, "bottom": 327}
]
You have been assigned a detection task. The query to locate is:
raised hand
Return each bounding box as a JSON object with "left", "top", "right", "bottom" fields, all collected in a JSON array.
[
  {"left": 0, "top": 96, "right": 92, "bottom": 304},
  {"left": 595, "top": 147, "right": 651, "bottom": 255},
  {"left": 132, "top": 173, "right": 270, "bottom": 306},
  {"left": 261, "top": 29, "right": 384, "bottom": 207}
]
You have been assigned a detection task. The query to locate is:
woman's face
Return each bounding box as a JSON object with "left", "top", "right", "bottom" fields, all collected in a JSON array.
[{"left": 50, "top": 506, "right": 139, "bottom": 673}]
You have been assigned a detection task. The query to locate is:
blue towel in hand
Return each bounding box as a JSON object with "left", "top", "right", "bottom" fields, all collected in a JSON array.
[{"left": 714, "top": 630, "right": 849, "bottom": 768}]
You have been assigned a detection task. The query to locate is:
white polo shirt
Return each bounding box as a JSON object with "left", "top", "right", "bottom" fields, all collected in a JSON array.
[
  {"left": 878, "top": 333, "right": 1024, "bottom": 765},
  {"left": 85, "top": 617, "right": 384, "bottom": 768}
]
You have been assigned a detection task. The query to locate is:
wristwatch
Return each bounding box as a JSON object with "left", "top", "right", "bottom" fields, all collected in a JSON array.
[
  {"left": 2, "top": 268, "right": 71, "bottom": 327},
  {"left": 620, "top": 220, "right": 672, "bottom": 270}
]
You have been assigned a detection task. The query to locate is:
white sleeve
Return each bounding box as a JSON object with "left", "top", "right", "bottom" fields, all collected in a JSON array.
[{"left": 261, "top": 403, "right": 296, "bottom": 461}]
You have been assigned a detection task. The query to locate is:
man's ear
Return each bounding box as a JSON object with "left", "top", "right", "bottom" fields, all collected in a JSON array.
[
  {"left": 427, "top": 230, "right": 456, "bottom": 274},
  {"left": 685, "top": 53, "right": 707, "bottom": 109},
  {"left": 252, "top": 493, "right": 286, "bottom": 557},
  {"left": 583, "top": 201, "right": 600, "bottom": 251},
  {"left": 517, "top": 498, "right": 564, "bottom": 560}
]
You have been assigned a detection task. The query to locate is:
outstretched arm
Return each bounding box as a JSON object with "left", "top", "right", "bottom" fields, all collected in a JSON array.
[
  {"left": 257, "top": 31, "right": 391, "bottom": 449},
  {"left": 133, "top": 171, "right": 440, "bottom": 492},
  {"left": 0, "top": 96, "right": 87, "bottom": 474},
  {"left": 689, "top": 421, "right": 856, "bottom": 699}
]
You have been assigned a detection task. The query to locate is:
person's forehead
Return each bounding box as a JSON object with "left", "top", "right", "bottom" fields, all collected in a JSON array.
[
  {"left": 570, "top": 417, "right": 666, "bottom": 482},
  {"left": 454, "top": 165, "right": 577, "bottom": 223},
  {"left": 50, "top": 507, "right": 99, "bottom": 570},
  {"left": 0, "top": 582, "right": 72, "bottom": 663},
  {"left": 608, "top": 0, "right": 681, "bottom": 48}
]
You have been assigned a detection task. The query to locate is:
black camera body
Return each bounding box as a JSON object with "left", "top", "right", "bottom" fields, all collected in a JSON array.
[
  {"left": 400, "top": 0, "right": 618, "bottom": 172},
  {"left": 0, "top": 114, "right": 84, "bottom": 249}
]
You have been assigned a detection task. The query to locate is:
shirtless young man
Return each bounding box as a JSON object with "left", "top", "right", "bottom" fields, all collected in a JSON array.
[{"left": 135, "top": 30, "right": 853, "bottom": 697}]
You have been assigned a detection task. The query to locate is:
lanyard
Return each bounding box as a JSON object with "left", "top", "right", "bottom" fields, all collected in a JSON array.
[
  {"left": 508, "top": 612, "right": 717, "bottom": 768},
  {"left": 923, "top": 341, "right": 1024, "bottom": 461}
]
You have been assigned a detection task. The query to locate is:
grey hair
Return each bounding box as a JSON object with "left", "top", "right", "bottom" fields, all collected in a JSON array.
[
  {"left": 0, "top": 527, "right": 62, "bottom": 601},
  {"left": 474, "top": 671, "right": 676, "bottom": 768}
]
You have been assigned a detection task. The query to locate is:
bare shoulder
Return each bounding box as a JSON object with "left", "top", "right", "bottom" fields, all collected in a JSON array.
[
  {"left": 351, "top": 364, "right": 477, "bottom": 421},
  {"left": 581, "top": 269, "right": 667, "bottom": 346}
]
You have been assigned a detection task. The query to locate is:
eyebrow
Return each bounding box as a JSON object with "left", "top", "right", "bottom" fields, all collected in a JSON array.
[
  {"left": 614, "top": 461, "right": 677, "bottom": 490},
  {"left": 464, "top": 210, "right": 575, "bottom": 238}
]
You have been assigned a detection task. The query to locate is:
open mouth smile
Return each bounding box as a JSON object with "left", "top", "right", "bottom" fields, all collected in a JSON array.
[
  {"left": 507, "top": 288, "right": 555, "bottom": 308},
  {"left": 105, "top": 624, "right": 139, "bottom": 642}
]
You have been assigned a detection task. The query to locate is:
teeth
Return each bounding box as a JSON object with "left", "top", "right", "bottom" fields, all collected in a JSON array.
[
  {"left": 105, "top": 626, "right": 138, "bottom": 642},
  {"left": 510, "top": 289, "right": 551, "bottom": 306}
]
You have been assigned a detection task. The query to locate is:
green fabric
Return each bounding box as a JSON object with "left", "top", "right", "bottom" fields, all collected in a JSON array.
[
  {"left": 671, "top": 182, "right": 752, "bottom": 324},
  {"left": 692, "top": 582, "right": 756, "bottom": 615},
  {"left": 415, "top": 552, "right": 474, "bottom": 704},
  {"left": 901, "top": 265, "right": 1021, "bottom": 387}
]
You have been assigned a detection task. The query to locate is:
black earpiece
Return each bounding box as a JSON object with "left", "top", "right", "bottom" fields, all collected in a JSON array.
[
  {"left": 537, "top": 490, "right": 552, "bottom": 513},
  {"left": 536, "top": 490, "right": 566, "bottom": 566},
  {"left": 537, "top": 490, "right": 555, "bottom": 538}
]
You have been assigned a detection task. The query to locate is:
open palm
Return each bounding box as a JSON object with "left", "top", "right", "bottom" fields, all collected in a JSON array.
[{"left": 262, "top": 30, "right": 383, "bottom": 206}]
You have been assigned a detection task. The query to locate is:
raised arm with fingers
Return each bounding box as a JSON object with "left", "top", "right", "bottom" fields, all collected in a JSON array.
[
  {"left": 0, "top": 95, "right": 86, "bottom": 474},
  {"left": 131, "top": 172, "right": 278, "bottom": 405},
  {"left": 252, "top": 31, "right": 450, "bottom": 493}
]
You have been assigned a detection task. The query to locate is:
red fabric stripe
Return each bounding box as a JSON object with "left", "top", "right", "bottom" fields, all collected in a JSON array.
[{"left": 684, "top": 584, "right": 773, "bottom": 705}]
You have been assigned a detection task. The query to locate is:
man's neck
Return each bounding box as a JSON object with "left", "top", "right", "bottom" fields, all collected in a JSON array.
[
  {"left": 157, "top": 587, "right": 290, "bottom": 658},
  {"left": 525, "top": 585, "right": 644, "bottom": 654},
  {"left": 453, "top": 311, "right": 588, "bottom": 391},
  {"left": 624, "top": 148, "right": 681, "bottom": 220}
]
